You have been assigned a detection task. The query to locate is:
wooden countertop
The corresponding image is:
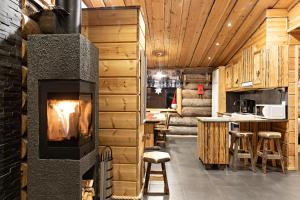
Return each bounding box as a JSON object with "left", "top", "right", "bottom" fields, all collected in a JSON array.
[{"left": 197, "top": 116, "right": 288, "bottom": 123}]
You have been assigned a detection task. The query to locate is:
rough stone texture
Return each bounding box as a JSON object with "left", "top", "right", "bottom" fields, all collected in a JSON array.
[
  {"left": 0, "top": 0, "right": 22, "bottom": 199},
  {"left": 27, "top": 34, "right": 99, "bottom": 200}
]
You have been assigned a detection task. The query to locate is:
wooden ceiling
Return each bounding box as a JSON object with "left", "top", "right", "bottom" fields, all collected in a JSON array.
[{"left": 82, "top": 0, "right": 296, "bottom": 68}]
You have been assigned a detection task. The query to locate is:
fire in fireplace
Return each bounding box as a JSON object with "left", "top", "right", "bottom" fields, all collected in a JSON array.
[{"left": 39, "top": 80, "right": 95, "bottom": 159}]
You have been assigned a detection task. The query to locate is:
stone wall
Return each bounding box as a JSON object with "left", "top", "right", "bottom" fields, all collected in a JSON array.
[{"left": 0, "top": 0, "right": 22, "bottom": 199}]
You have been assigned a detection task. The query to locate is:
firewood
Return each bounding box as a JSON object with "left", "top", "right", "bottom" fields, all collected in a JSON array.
[
  {"left": 22, "top": 14, "right": 41, "bottom": 40},
  {"left": 20, "top": 189, "right": 27, "bottom": 200},
  {"left": 21, "top": 138, "right": 28, "bottom": 159},
  {"left": 22, "top": 91, "right": 27, "bottom": 110},
  {"left": 22, "top": 39, "right": 27, "bottom": 64},
  {"left": 21, "top": 115, "right": 28, "bottom": 136},
  {"left": 21, "top": 162, "right": 28, "bottom": 188},
  {"left": 22, "top": 66, "right": 28, "bottom": 88}
]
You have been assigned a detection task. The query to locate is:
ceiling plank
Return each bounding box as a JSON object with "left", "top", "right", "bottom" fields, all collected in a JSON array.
[
  {"left": 273, "top": 0, "right": 295, "bottom": 9},
  {"left": 103, "top": 0, "right": 125, "bottom": 6},
  {"left": 174, "top": 0, "right": 191, "bottom": 67},
  {"left": 163, "top": 0, "right": 171, "bottom": 67},
  {"left": 177, "top": 0, "right": 214, "bottom": 67},
  {"left": 217, "top": 0, "right": 279, "bottom": 65},
  {"left": 83, "top": 0, "right": 106, "bottom": 7},
  {"left": 190, "top": 0, "right": 236, "bottom": 67},
  {"left": 167, "top": 0, "right": 184, "bottom": 67},
  {"left": 201, "top": 0, "right": 258, "bottom": 67}
]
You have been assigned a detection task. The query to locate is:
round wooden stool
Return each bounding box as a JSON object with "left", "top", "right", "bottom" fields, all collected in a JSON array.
[
  {"left": 143, "top": 151, "right": 170, "bottom": 195},
  {"left": 254, "top": 131, "right": 285, "bottom": 173},
  {"left": 229, "top": 131, "right": 255, "bottom": 171}
]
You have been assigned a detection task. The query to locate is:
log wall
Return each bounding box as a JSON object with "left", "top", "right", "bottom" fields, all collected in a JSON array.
[
  {"left": 82, "top": 7, "right": 146, "bottom": 197},
  {"left": 0, "top": 0, "right": 22, "bottom": 199},
  {"left": 169, "top": 71, "right": 212, "bottom": 135}
]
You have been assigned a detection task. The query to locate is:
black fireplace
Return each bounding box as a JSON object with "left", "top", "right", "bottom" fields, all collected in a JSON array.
[{"left": 39, "top": 80, "right": 95, "bottom": 160}]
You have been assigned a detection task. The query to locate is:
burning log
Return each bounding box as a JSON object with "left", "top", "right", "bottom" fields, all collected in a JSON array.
[
  {"left": 22, "top": 14, "right": 41, "bottom": 40},
  {"left": 21, "top": 115, "right": 28, "bottom": 136},
  {"left": 21, "top": 138, "right": 28, "bottom": 159},
  {"left": 21, "top": 162, "right": 28, "bottom": 188}
]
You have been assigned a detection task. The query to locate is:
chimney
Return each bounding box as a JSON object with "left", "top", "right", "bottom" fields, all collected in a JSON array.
[{"left": 56, "top": 0, "right": 81, "bottom": 33}]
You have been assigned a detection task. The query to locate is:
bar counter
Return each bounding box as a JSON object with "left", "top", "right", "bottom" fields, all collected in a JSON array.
[{"left": 196, "top": 116, "right": 288, "bottom": 168}]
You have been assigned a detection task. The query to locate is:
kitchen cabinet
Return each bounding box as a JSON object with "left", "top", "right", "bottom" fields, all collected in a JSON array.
[
  {"left": 252, "top": 48, "right": 266, "bottom": 88},
  {"left": 225, "top": 64, "right": 232, "bottom": 90},
  {"left": 225, "top": 45, "right": 288, "bottom": 92},
  {"left": 232, "top": 60, "right": 241, "bottom": 88}
]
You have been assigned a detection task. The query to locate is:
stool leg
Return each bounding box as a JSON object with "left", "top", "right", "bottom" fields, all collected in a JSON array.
[
  {"left": 233, "top": 137, "right": 240, "bottom": 171},
  {"left": 229, "top": 134, "right": 234, "bottom": 165},
  {"left": 275, "top": 138, "right": 285, "bottom": 173},
  {"left": 270, "top": 139, "right": 276, "bottom": 167},
  {"left": 246, "top": 136, "right": 255, "bottom": 172},
  {"left": 144, "top": 163, "right": 152, "bottom": 194},
  {"left": 262, "top": 139, "right": 268, "bottom": 174},
  {"left": 254, "top": 137, "right": 263, "bottom": 172},
  {"left": 242, "top": 137, "right": 249, "bottom": 168},
  {"left": 161, "top": 163, "right": 169, "bottom": 195}
]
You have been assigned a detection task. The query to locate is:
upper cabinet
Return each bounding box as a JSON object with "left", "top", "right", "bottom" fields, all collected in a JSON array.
[{"left": 225, "top": 9, "right": 288, "bottom": 92}]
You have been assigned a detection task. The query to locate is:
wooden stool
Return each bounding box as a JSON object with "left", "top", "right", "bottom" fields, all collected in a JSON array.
[
  {"left": 229, "top": 131, "right": 255, "bottom": 171},
  {"left": 254, "top": 131, "right": 285, "bottom": 173},
  {"left": 143, "top": 151, "right": 170, "bottom": 195},
  {"left": 154, "top": 113, "right": 171, "bottom": 147}
]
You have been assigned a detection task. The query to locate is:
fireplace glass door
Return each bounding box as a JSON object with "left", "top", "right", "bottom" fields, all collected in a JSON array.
[{"left": 39, "top": 80, "right": 95, "bottom": 159}]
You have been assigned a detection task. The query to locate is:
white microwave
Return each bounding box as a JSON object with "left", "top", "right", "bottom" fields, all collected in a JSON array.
[{"left": 256, "top": 104, "right": 286, "bottom": 119}]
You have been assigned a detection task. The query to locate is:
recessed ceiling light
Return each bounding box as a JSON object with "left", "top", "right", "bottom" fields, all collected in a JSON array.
[
  {"left": 208, "top": 57, "right": 211, "bottom": 60},
  {"left": 152, "top": 50, "right": 166, "bottom": 57},
  {"left": 216, "top": 42, "right": 220, "bottom": 46},
  {"left": 227, "top": 22, "right": 232, "bottom": 27}
]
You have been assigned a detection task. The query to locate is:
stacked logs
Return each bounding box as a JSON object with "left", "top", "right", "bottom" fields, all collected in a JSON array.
[
  {"left": 169, "top": 73, "right": 212, "bottom": 135},
  {"left": 20, "top": 1, "right": 43, "bottom": 199}
]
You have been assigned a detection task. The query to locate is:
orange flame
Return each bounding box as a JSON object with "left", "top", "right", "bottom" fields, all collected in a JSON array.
[{"left": 52, "top": 100, "right": 79, "bottom": 136}]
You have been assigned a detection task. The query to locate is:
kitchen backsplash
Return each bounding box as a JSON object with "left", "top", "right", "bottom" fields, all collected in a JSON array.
[{"left": 226, "top": 88, "right": 288, "bottom": 113}]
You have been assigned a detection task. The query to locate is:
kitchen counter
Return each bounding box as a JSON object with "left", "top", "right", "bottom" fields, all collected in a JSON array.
[{"left": 197, "top": 116, "right": 288, "bottom": 123}]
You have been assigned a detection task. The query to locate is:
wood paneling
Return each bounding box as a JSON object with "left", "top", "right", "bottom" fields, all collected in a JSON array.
[
  {"left": 100, "top": 146, "right": 137, "bottom": 164},
  {"left": 99, "top": 112, "right": 138, "bottom": 129},
  {"left": 99, "top": 78, "right": 138, "bottom": 94},
  {"left": 96, "top": 43, "right": 138, "bottom": 60},
  {"left": 99, "top": 95, "right": 139, "bottom": 111},
  {"left": 99, "top": 129, "right": 137, "bottom": 146},
  {"left": 82, "top": 25, "right": 138, "bottom": 43},
  {"left": 83, "top": 0, "right": 295, "bottom": 68},
  {"left": 99, "top": 60, "right": 138, "bottom": 77},
  {"left": 112, "top": 164, "right": 137, "bottom": 181}
]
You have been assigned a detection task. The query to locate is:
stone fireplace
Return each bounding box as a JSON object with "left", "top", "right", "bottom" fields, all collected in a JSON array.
[{"left": 27, "top": 34, "right": 98, "bottom": 200}]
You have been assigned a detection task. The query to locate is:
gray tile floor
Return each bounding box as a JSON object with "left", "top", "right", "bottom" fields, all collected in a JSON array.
[{"left": 143, "top": 136, "right": 300, "bottom": 200}]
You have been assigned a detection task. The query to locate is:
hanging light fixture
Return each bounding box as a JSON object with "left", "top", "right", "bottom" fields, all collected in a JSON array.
[{"left": 153, "top": 71, "right": 166, "bottom": 79}]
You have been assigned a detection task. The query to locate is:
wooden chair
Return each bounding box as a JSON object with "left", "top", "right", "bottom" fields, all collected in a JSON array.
[
  {"left": 154, "top": 113, "right": 171, "bottom": 147},
  {"left": 143, "top": 148, "right": 170, "bottom": 195},
  {"left": 229, "top": 131, "right": 255, "bottom": 171},
  {"left": 254, "top": 131, "right": 285, "bottom": 173}
]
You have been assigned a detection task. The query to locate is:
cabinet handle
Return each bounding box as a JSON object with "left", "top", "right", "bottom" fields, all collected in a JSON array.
[{"left": 256, "top": 70, "right": 260, "bottom": 77}]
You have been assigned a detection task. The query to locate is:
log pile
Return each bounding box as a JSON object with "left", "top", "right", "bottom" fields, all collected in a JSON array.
[{"left": 169, "top": 71, "right": 212, "bottom": 135}]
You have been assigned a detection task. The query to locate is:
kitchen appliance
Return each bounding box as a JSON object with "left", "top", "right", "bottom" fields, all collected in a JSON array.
[
  {"left": 240, "top": 99, "right": 256, "bottom": 113},
  {"left": 256, "top": 104, "right": 286, "bottom": 119}
]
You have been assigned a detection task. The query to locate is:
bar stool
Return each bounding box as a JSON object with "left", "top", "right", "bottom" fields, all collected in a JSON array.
[
  {"left": 254, "top": 131, "right": 285, "bottom": 173},
  {"left": 229, "top": 131, "right": 255, "bottom": 171},
  {"left": 143, "top": 151, "right": 170, "bottom": 195}
]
